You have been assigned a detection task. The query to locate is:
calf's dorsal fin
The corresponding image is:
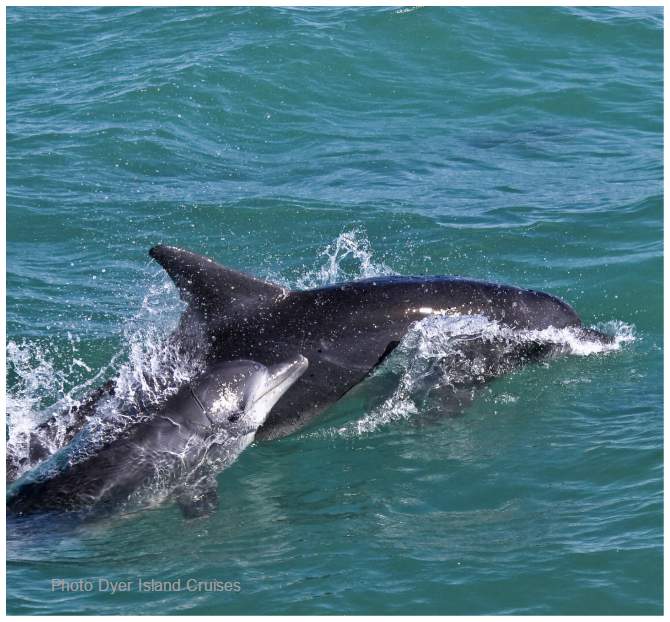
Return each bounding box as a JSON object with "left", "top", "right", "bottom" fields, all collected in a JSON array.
[{"left": 149, "top": 245, "right": 286, "bottom": 317}]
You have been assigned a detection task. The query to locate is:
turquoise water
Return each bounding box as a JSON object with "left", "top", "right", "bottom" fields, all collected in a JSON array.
[{"left": 6, "top": 6, "right": 662, "bottom": 615}]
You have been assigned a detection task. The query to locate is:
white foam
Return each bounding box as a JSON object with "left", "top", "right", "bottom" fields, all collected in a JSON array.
[
  {"left": 6, "top": 273, "right": 206, "bottom": 478},
  {"left": 324, "top": 314, "right": 636, "bottom": 438}
]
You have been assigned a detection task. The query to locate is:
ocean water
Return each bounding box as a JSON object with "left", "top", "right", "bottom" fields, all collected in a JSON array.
[{"left": 6, "top": 6, "right": 662, "bottom": 615}]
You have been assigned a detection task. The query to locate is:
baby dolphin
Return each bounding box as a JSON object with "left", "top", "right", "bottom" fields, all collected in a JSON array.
[{"left": 7, "top": 356, "right": 308, "bottom": 518}]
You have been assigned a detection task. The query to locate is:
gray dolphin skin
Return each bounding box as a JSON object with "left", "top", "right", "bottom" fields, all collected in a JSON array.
[
  {"left": 7, "top": 357, "right": 308, "bottom": 517},
  {"left": 7, "top": 244, "right": 611, "bottom": 484}
]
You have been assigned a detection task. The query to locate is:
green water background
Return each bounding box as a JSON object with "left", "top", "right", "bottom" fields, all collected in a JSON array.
[{"left": 6, "top": 7, "right": 663, "bottom": 614}]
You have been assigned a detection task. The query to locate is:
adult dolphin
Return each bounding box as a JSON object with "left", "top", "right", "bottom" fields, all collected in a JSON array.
[{"left": 7, "top": 244, "right": 610, "bottom": 481}]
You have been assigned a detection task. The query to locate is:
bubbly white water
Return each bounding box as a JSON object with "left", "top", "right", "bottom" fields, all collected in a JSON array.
[
  {"left": 6, "top": 274, "right": 205, "bottom": 480},
  {"left": 339, "top": 314, "right": 635, "bottom": 437},
  {"left": 6, "top": 230, "right": 635, "bottom": 473}
]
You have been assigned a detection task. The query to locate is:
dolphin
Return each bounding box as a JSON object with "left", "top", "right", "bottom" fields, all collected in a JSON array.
[
  {"left": 7, "top": 244, "right": 611, "bottom": 479},
  {"left": 7, "top": 356, "right": 308, "bottom": 517}
]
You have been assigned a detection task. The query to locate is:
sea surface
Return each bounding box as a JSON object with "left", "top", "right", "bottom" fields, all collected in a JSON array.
[{"left": 6, "top": 6, "right": 663, "bottom": 615}]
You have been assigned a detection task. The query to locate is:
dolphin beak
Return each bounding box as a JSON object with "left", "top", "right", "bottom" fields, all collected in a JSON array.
[{"left": 253, "top": 355, "right": 309, "bottom": 407}]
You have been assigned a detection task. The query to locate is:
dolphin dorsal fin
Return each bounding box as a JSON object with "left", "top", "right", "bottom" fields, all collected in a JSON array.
[{"left": 149, "top": 245, "right": 286, "bottom": 317}]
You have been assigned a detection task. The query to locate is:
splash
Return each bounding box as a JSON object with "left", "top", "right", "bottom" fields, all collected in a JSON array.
[
  {"left": 6, "top": 273, "right": 206, "bottom": 481},
  {"left": 294, "top": 228, "right": 396, "bottom": 289},
  {"left": 331, "top": 315, "right": 635, "bottom": 437},
  {"left": 112, "top": 278, "right": 205, "bottom": 408},
  {"left": 6, "top": 335, "right": 122, "bottom": 471}
]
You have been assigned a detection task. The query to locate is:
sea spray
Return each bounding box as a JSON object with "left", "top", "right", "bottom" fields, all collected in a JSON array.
[
  {"left": 294, "top": 228, "right": 396, "bottom": 289},
  {"left": 6, "top": 272, "right": 205, "bottom": 481},
  {"left": 330, "top": 315, "right": 635, "bottom": 437}
]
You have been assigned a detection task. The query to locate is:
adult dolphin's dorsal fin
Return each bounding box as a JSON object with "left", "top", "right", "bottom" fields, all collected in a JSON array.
[{"left": 149, "top": 245, "right": 286, "bottom": 316}]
